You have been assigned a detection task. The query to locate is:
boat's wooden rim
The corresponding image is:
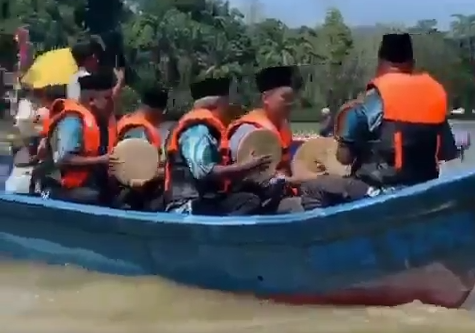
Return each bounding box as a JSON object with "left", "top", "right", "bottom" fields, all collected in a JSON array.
[{"left": 0, "top": 167, "right": 473, "bottom": 225}]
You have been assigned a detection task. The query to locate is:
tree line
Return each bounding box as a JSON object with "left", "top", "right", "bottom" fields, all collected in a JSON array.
[{"left": 1, "top": 0, "right": 475, "bottom": 121}]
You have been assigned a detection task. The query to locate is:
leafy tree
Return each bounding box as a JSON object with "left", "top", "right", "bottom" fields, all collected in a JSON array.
[{"left": 1, "top": 0, "right": 475, "bottom": 118}]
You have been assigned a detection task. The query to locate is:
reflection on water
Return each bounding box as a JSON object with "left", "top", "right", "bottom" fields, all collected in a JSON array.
[
  {"left": 0, "top": 261, "right": 475, "bottom": 333},
  {"left": 2, "top": 121, "right": 475, "bottom": 332}
]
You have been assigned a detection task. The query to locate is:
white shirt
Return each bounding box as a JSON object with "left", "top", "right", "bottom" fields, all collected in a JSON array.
[
  {"left": 15, "top": 98, "right": 47, "bottom": 137},
  {"left": 66, "top": 67, "right": 90, "bottom": 100},
  {"left": 15, "top": 98, "right": 35, "bottom": 123}
]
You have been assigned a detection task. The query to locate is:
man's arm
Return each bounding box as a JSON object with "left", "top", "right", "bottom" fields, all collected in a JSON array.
[
  {"left": 112, "top": 68, "right": 125, "bottom": 100},
  {"left": 334, "top": 89, "right": 383, "bottom": 165},
  {"left": 179, "top": 125, "right": 255, "bottom": 180},
  {"left": 55, "top": 116, "right": 107, "bottom": 166},
  {"left": 54, "top": 116, "right": 83, "bottom": 163}
]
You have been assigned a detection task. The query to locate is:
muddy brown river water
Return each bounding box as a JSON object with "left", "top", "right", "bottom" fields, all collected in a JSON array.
[
  {"left": 2, "top": 261, "right": 475, "bottom": 333},
  {"left": 1, "top": 122, "right": 475, "bottom": 332}
]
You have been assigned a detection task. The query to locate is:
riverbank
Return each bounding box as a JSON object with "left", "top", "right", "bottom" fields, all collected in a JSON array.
[{"left": 291, "top": 120, "right": 475, "bottom": 133}]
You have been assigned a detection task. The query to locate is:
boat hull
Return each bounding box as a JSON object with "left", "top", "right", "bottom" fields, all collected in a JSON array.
[
  {"left": 0, "top": 140, "right": 475, "bottom": 308},
  {"left": 266, "top": 262, "right": 475, "bottom": 308}
]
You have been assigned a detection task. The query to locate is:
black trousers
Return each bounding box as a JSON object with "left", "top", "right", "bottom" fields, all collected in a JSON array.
[
  {"left": 191, "top": 192, "right": 262, "bottom": 216},
  {"left": 47, "top": 186, "right": 102, "bottom": 205},
  {"left": 300, "top": 174, "right": 370, "bottom": 210},
  {"left": 233, "top": 179, "right": 304, "bottom": 214},
  {"left": 115, "top": 187, "right": 165, "bottom": 211}
]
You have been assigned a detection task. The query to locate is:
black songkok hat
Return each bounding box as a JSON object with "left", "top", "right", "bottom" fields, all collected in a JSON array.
[
  {"left": 78, "top": 70, "right": 115, "bottom": 91},
  {"left": 190, "top": 77, "right": 231, "bottom": 100},
  {"left": 378, "top": 33, "right": 414, "bottom": 63},
  {"left": 141, "top": 85, "right": 168, "bottom": 109},
  {"left": 255, "top": 66, "right": 299, "bottom": 93},
  {"left": 43, "top": 84, "right": 67, "bottom": 100}
]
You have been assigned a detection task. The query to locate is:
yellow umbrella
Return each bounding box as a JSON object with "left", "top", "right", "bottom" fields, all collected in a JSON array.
[{"left": 21, "top": 48, "right": 78, "bottom": 89}]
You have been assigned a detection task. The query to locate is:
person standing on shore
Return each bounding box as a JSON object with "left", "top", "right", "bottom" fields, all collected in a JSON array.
[
  {"left": 318, "top": 107, "right": 333, "bottom": 137},
  {"left": 66, "top": 41, "right": 99, "bottom": 101}
]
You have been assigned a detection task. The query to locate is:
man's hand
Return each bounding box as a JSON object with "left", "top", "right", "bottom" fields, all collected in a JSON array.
[
  {"left": 38, "top": 137, "right": 47, "bottom": 147},
  {"left": 242, "top": 154, "right": 273, "bottom": 173},
  {"left": 113, "top": 68, "right": 125, "bottom": 84},
  {"left": 36, "top": 138, "right": 47, "bottom": 159},
  {"left": 129, "top": 178, "right": 147, "bottom": 188},
  {"left": 95, "top": 154, "right": 110, "bottom": 165}
]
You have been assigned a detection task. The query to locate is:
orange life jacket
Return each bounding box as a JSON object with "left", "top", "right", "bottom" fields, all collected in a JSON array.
[
  {"left": 164, "top": 108, "right": 230, "bottom": 204},
  {"left": 335, "top": 72, "right": 447, "bottom": 186},
  {"left": 117, "top": 111, "right": 161, "bottom": 148},
  {"left": 47, "top": 100, "right": 117, "bottom": 188},
  {"left": 227, "top": 109, "right": 293, "bottom": 175}
]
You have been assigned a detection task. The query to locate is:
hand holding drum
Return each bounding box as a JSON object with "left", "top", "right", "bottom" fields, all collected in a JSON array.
[
  {"left": 291, "top": 136, "right": 348, "bottom": 181},
  {"left": 236, "top": 129, "right": 282, "bottom": 183}
]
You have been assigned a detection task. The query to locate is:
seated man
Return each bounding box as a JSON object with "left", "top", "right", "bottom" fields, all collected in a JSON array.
[
  {"left": 164, "top": 76, "right": 271, "bottom": 215},
  {"left": 115, "top": 85, "right": 169, "bottom": 211},
  {"left": 227, "top": 66, "right": 307, "bottom": 213},
  {"left": 300, "top": 33, "right": 459, "bottom": 209},
  {"left": 39, "top": 70, "right": 118, "bottom": 205}
]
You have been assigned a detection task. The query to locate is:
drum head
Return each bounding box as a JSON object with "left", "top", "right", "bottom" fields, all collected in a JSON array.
[
  {"left": 291, "top": 137, "right": 348, "bottom": 177},
  {"left": 236, "top": 129, "right": 281, "bottom": 183},
  {"left": 111, "top": 138, "right": 160, "bottom": 185}
]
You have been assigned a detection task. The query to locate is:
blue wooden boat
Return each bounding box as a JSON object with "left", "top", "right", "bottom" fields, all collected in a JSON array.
[{"left": 0, "top": 138, "right": 475, "bottom": 308}]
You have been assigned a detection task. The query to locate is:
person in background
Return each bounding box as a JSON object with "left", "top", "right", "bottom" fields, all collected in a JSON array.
[
  {"left": 28, "top": 85, "right": 67, "bottom": 161},
  {"left": 68, "top": 39, "right": 125, "bottom": 104},
  {"left": 67, "top": 40, "right": 99, "bottom": 100},
  {"left": 318, "top": 107, "right": 333, "bottom": 137},
  {"left": 41, "top": 70, "right": 118, "bottom": 205},
  {"left": 300, "top": 33, "right": 458, "bottom": 209},
  {"left": 164, "top": 76, "right": 270, "bottom": 215},
  {"left": 12, "top": 85, "right": 64, "bottom": 165},
  {"left": 25, "top": 85, "right": 67, "bottom": 193},
  {"left": 115, "top": 85, "right": 169, "bottom": 211},
  {"left": 14, "top": 87, "right": 36, "bottom": 130}
]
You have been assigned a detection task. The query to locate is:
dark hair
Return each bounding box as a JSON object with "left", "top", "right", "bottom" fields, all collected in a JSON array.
[
  {"left": 43, "top": 85, "right": 66, "bottom": 101},
  {"left": 71, "top": 41, "right": 95, "bottom": 66}
]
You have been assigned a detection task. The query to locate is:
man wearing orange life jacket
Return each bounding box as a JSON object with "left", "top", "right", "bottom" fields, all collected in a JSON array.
[
  {"left": 228, "top": 66, "right": 295, "bottom": 175},
  {"left": 301, "top": 33, "right": 458, "bottom": 209},
  {"left": 227, "top": 66, "right": 306, "bottom": 213},
  {"left": 164, "top": 76, "right": 271, "bottom": 215},
  {"left": 39, "top": 70, "right": 118, "bottom": 205},
  {"left": 115, "top": 85, "right": 169, "bottom": 211}
]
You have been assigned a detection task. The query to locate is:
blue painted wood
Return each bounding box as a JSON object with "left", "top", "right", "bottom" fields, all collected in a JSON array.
[
  {"left": 0, "top": 153, "right": 474, "bottom": 296},
  {"left": 0, "top": 154, "right": 13, "bottom": 190}
]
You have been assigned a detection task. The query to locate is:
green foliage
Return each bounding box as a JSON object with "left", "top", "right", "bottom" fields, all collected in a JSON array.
[{"left": 2, "top": 0, "right": 475, "bottom": 118}]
